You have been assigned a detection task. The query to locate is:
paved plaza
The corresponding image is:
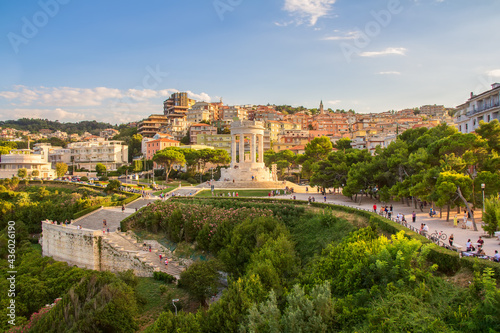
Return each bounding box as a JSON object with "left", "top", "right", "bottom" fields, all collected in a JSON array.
[{"left": 277, "top": 192, "right": 500, "bottom": 257}]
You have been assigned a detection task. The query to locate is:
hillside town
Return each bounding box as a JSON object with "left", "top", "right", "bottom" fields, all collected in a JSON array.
[{"left": 0, "top": 83, "right": 499, "bottom": 179}]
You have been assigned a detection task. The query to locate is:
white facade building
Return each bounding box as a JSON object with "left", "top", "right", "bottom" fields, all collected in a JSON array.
[
  {"left": 0, "top": 149, "right": 56, "bottom": 179},
  {"left": 67, "top": 140, "right": 128, "bottom": 171},
  {"left": 455, "top": 83, "right": 500, "bottom": 133}
]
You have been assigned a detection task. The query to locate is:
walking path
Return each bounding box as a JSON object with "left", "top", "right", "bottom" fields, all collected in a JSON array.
[
  {"left": 103, "top": 232, "right": 184, "bottom": 279},
  {"left": 70, "top": 196, "right": 187, "bottom": 279},
  {"left": 277, "top": 192, "right": 500, "bottom": 257}
]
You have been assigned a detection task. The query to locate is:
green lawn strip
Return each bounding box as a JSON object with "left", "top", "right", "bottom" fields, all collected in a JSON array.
[
  {"left": 135, "top": 277, "right": 191, "bottom": 327},
  {"left": 195, "top": 189, "right": 281, "bottom": 197},
  {"left": 153, "top": 187, "right": 177, "bottom": 196}
]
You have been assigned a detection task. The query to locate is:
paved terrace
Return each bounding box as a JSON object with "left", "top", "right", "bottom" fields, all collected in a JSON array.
[{"left": 277, "top": 192, "right": 500, "bottom": 258}]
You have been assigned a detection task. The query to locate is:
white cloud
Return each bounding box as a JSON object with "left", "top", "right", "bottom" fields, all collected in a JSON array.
[
  {"left": 326, "top": 100, "right": 341, "bottom": 105},
  {"left": 186, "top": 91, "right": 212, "bottom": 102},
  {"left": 360, "top": 47, "right": 407, "bottom": 57},
  {"left": 323, "top": 30, "right": 360, "bottom": 41},
  {"left": 487, "top": 69, "right": 500, "bottom": 78},
  {"left": 0, "top": 85, "right": 215, "bottom": 123},
  {"left": 377, "top": 71, "right": 401, "bottom": 75},
  {"left": 283, "top": 0, "right": 336, "bottom": 25}
]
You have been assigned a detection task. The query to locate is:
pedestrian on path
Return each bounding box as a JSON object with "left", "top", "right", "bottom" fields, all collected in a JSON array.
[
  {"left": 164, "top": 259, "right": 168, "bottom": 267},
  {"left": 449, "top": 234, "right": 454, "bottom": 246},
  {"left": 159, "top": 254, "right": 162, "bottom": 262},
  {"left": 412, "top": 211, "right": 416, "bottom": 223},
  {"left": 463, "top": 212, "right": 467, "bottom": 225},
  {"left": 373, "top": 204, "right": 377, "bottom": 212},
  {"left": 149, "top": 245, "right": 152, "bottom": 252},
  {"left": 122, "top": 204, "right": 125, "bottom": 212},
  {"left": 453, "top": 214, "right": 458, "bottom": 227}
]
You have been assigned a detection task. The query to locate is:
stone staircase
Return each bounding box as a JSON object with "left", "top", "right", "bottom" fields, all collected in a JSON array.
[
  {"left": 169, "top": 187, "right": 201, "bottom": 196},
  {"left": 103, "top": 232, "right": 185, "bottom": 280},
  {"left": 201, "top": 180, "right": 303, "bottom": 190}
]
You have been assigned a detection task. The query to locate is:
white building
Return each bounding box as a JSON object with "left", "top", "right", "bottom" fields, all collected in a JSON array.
[
  {"left": 67, "top": 140, "right": 128, "bottom": 171},
  {"left": 455, "top": 83, "right": 500, "bottom": 133},
  {"left": 0, "top": 149, "right": 56, "bottom": 179}
]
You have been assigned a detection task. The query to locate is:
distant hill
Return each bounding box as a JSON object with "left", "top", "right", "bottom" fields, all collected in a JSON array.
[{"left": 0, "top": 118, "right": 117, "bottom": 135}]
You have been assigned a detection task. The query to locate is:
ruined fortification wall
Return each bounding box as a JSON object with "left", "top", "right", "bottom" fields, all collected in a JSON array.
[{"left": 41, "top": 222, "right": 153, "bottom": 276}]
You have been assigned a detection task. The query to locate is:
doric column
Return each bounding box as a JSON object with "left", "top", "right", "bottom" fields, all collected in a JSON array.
[
  {"left": 258, "top": 134, "right": 264, "bottom": 163},
  {"left": 251, "top": 134, "right": 256, "bottom": 164},
  {"left": 231, "top": 134, "right": 236, "bottom": 168},
  {"left": 239, "top": 134, "right": 245, "bottom": 164}
]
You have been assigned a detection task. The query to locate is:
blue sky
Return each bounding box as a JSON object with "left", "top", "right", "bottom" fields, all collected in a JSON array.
[{"left": 0, "top": 0, "right": 499, "bottom": 124}]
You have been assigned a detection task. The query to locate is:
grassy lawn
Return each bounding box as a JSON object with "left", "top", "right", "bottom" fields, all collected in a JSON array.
[
  {"left": 139, "top": 180, "right": 197, "bottom": 187},
  {"left": 195, "top": 189, "right": 282, "bottom": 197},
  {"left": 135, "top": 277, "right": 192, "bottom": 330},
  {"left": 152, "top": 187, "right": 177, "bottom": 196}
]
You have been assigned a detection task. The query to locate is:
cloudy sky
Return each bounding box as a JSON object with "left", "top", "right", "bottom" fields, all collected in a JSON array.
[{"left": 1, "top": 0, "right": 499, "bottom": 124}]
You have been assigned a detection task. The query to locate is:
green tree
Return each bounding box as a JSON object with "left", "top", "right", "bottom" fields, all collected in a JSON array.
[
  {"left": 334, "top": 137, "right": 352, "bottom": 151},
  {"left": 304, "top": 136, "right": 333, "bottom": 161},
  {"left": 31, "top": 169, "right": 39, "bottom": 178},
  {"left": 153, "top": 148, "right": 186, "bottom": 181},
  {"left": 17, "top": 168, "right": 27, "bottom": 179},
  {"left": 178, "top": 260, "right": 221, "bottom": 306},
  {"left": 435, "top": 171, "right": 472, "bottom": 221},
  {"left": 55, "top": 162, "right": 68, "bottom": 178},
  {"left": 475, "top": 119, "right": 500, "bottom": 153},
  {"left": 95, "top": 163, "right": 107, "bottom": 174},
  {"left": 482, "top": 196, "right": 500, "bottom": 236},
  {"left": 105, "top": 179, "right": 121, "bottom": 193},
  {"left": 132, "top": 159, "right": 143, "bottom": 172}
]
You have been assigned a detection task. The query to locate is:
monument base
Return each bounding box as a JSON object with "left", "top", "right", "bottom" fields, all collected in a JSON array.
[{"left": 220, "top": 166, "right": 274, "bottom": 182}]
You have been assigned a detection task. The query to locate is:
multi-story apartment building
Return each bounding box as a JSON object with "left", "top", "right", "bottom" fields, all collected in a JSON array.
[
  {"left": 68, "top": 140, "right": 128, "bottom": 171},
  {"left": 138, "top": 114, "right": 170, "bottom": 138},
  {"left": 221, "top": 106, "right": 248, "bottom": 124},
  {"left": 145, "top": 138, "right": 180, "bottom": 161},
  {"left": 186, "top": 102, "right": 217, "bottom": 123},
  {"left": 158, "top": 118, "right": 190, "bottom": 142},
  {"left": 163, "top": 92, "right": 196, "bottom": 118},
  {"left": 196, "top": 133, "right": 232, "bottom": 152},
  {"left": 0, "top": 149, "right": 56, "bottom": 179},
  {"left": 455, "top": 83, "right": 500, "bottom": 133},
  {"left": 189, "top": 124, "right": 217, "bottom": 145}
]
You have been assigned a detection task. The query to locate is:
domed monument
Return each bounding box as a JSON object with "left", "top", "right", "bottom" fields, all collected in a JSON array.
[{"left": 219, "top": 120, "right": 274, "bottom": 182}]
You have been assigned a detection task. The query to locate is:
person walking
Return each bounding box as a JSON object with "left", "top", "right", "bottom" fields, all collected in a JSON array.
[
  {"left": 373, "top": 204, "right": 377, "bottom": 213},
  {"left": 159, "top": 254, "right": 162, "bottom": 262},
  {"left": 164, "top": 259, "right": 168, "bottom": 267},
  {"left": 449, "top": 234, "right": 454, "bottom": 247},
  {"left": 453, "top": 214, "right": 458, "bottom": 227},
  {"left": 412, "top": 211, "right": 416, "bottom": 223}
]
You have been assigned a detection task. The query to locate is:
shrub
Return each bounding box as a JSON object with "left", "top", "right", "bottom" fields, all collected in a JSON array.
[
  {"left": 153, "top": 271, "right": 177, "bottom": 284},
  {"left": 187, "top": 177, "right": 198, "bottom": 184}
]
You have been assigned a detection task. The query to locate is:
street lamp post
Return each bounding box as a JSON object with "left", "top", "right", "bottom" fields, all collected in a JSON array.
[
  {"left": 172, "top": 299, "right": 179, "bottom": 315},
  {"left": 481, "top": 183, "right": 486, "bottom": 213}
]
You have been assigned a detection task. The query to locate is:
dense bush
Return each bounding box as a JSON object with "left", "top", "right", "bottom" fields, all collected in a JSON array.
[{"left": 153, "top": 271, "right": 177, "bottom": 284}]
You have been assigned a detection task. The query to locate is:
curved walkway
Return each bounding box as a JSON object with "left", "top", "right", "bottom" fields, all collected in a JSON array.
[{"left": 277, "top": 192, "right": 500, "bottom": 257}]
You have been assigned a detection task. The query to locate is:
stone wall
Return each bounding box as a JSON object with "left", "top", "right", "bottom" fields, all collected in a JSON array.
[{"left": 41, "top": 222, "right": 154, "bottom": 276}]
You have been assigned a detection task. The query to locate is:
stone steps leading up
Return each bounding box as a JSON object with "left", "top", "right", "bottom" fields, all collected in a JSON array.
[
  {"left": 203, "top": 180, "right": 299, "bottom": 189},
  {"left": 103, "top": 232, "right": 184, "bottom": 279}
]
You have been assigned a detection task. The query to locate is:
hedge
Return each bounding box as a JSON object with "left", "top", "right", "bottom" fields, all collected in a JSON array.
[
  {"left": 153, "top": 271, "right": 177, "bottom": 284},
  {"left": 73, "top": 193, "right": 141, "bottom": 220},
  {"left": 170, "top": 197, "right": 500, "bottom": 278}
]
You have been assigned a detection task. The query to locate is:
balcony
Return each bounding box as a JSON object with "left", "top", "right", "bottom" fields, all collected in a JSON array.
[{"left": 466, "top": 101, "right": 500, "bottom": 116}]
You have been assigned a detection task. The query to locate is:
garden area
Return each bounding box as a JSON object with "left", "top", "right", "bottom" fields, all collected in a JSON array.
[
  {"left": 195, "top": 189, "right": 283, "bottom": 198},
  {"left": 2, "top": 195, "right": 500, "bottom": 332},
  {"left": 122, "top": 197, "right": 500, "bottom": 332}
]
